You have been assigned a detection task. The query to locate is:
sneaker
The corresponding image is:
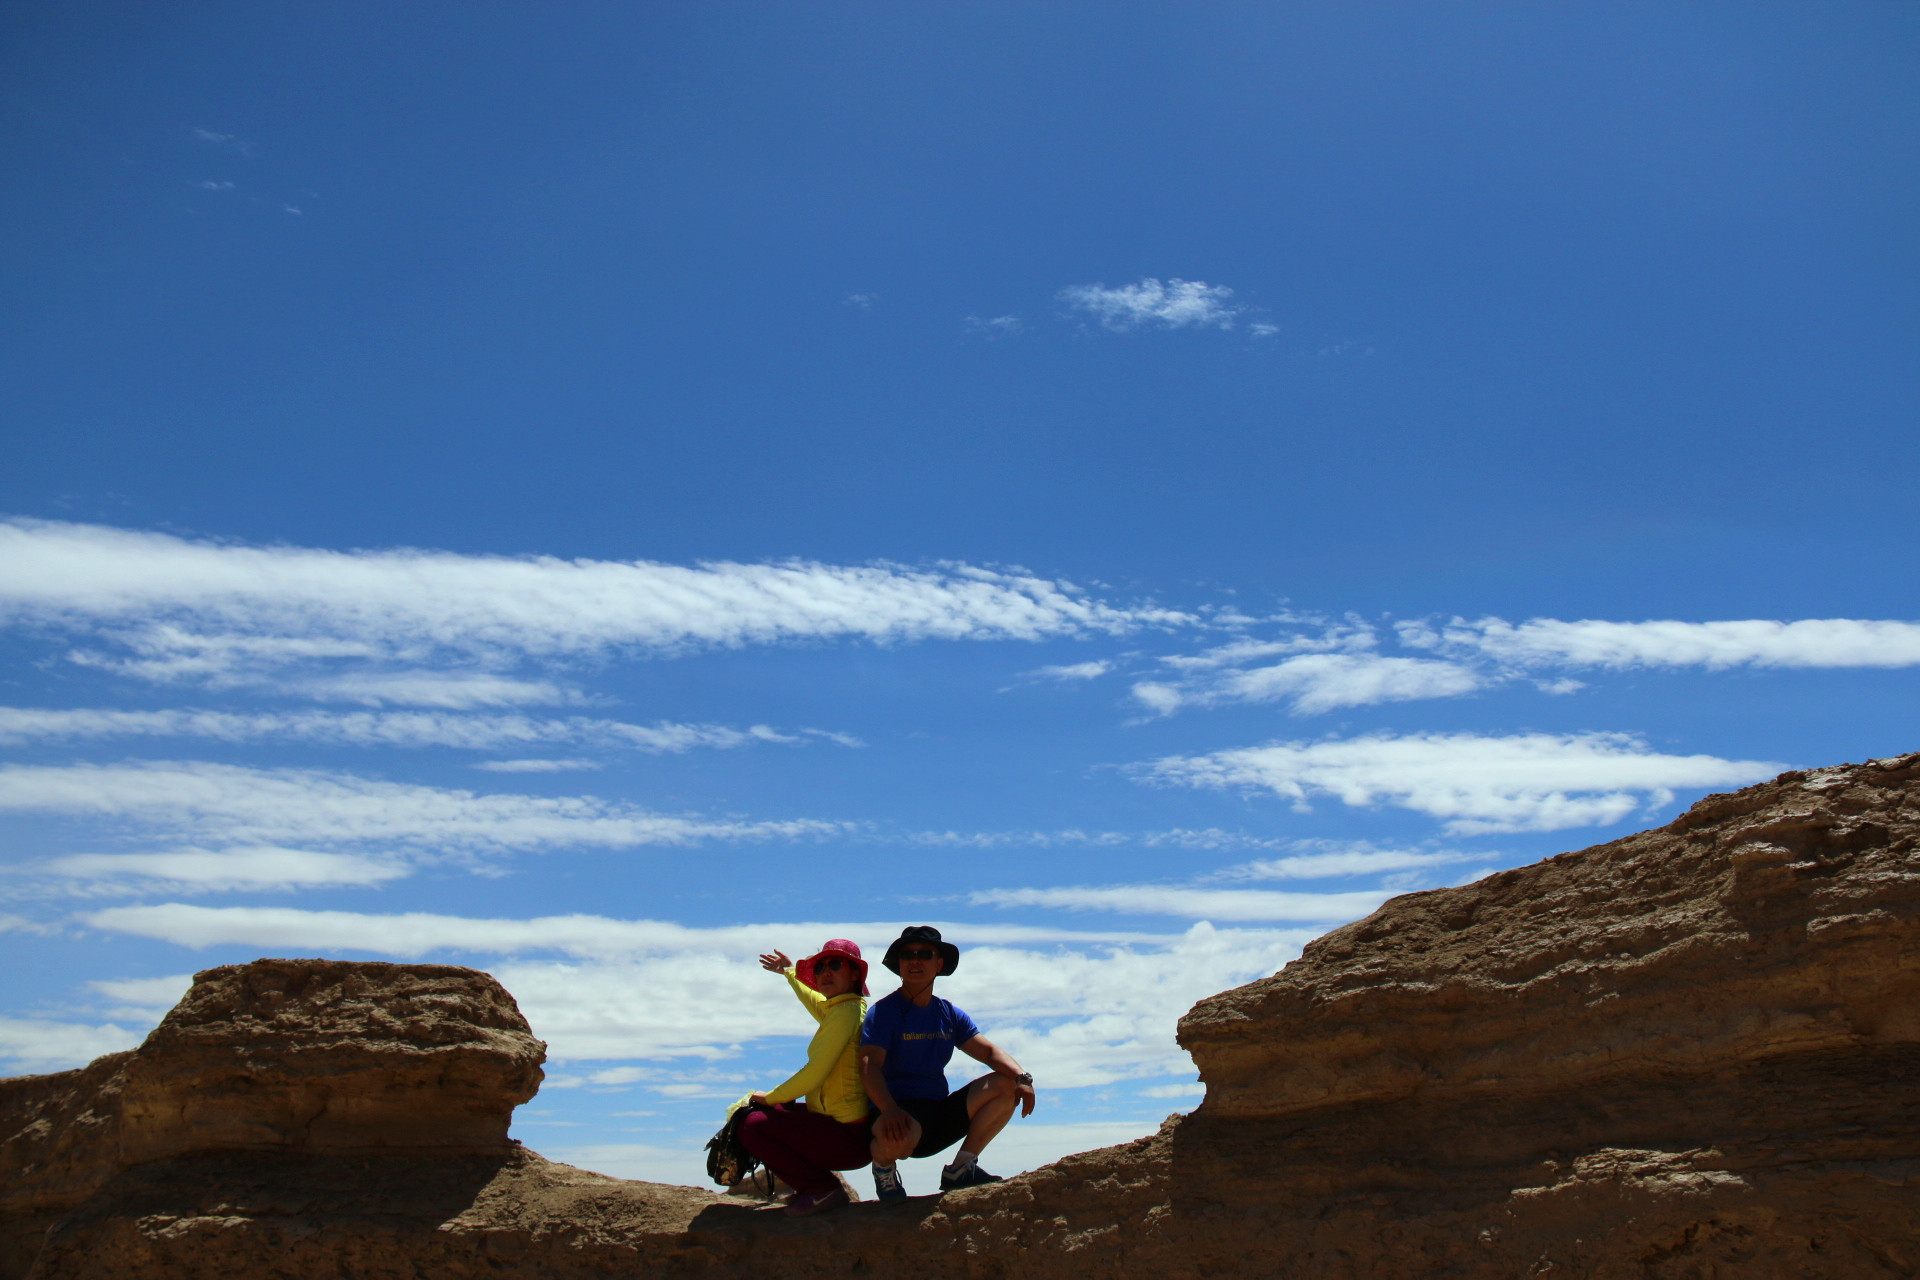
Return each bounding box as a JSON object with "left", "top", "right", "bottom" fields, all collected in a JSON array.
[
  {"left": 939, "top": 1163, "right": 1002, "bottom": 1191},
  {"left": 872, "top": 1165, "right": 907, "bottom": 1201},
  {"left": 784, "top": 1187, "right": 849, "bottom": 1217}
]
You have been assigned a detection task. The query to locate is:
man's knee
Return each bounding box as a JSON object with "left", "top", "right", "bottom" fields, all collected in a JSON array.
[{"left": 967, "top": 1076, "right": 1016, "bottom": 1114}]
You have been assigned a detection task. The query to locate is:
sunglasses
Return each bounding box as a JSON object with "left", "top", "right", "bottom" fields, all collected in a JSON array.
[
  {"left": 817, "top": 957, "right": 849, "bottom": 972},
  {"left": 897, "top": 948, "right": 939, "bottom": 961}
]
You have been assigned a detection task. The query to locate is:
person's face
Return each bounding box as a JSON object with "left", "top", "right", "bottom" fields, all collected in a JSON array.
[
  {"left": 895, "top": 946, "right": 940, "bottom": 985},
  {"left": 812, "top": 955, "right": 857, "bottom": 997}
]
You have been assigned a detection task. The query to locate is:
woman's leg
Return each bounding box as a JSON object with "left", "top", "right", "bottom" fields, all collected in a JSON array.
[
  {"left": 737, "top": 1105, "right": 848, "bottom": 1196},
  {"left": 818, "top": 1116, "right": 876, "bottom": 1172}
]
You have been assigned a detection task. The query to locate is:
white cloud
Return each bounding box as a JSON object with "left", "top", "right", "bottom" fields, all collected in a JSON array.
[
  {"left": 1028, "top": 660, "right": 1112, "bottom": 681},
  {"left": 1058, "top": 278, "right": 1242, "bottom": 331},
  {"left": 0, "top": 1015, "right": 144, "bottom": 1074},
  {"left": 473, "top": 759, "right": 603, "bottom": 773},
  {"left": 1140, "top": 731, "right": 1782, "bottom": 834},
  {"left": 0, "top": 761, "right": 844, "bottom": 853},
  {"left": 191, "top": 128, "right": 252, "bottom": 156},
  {"left": 845, "top": 293, "right": 877, "bottom": 309},
  {"left": 0, "top": 706, "right": 838, "bottom": 756},
  {"left": 969, "top": 884, "right": 1388, "bottom": 923},
  {"left": 1137, "top": 652, "right": 1481, "bottom": 716},
  {"left": 81, "top": 905, "right": 1168, "bottom": 959},
  {"left": 1220, "top": 654, "right": 1481, "bottom": 714},
  {"left": 283, "top": 671, "right": 584, "bottom": 708},
  {"left": 1137, "top": 1081, "right": 1204, "bottom": 1098},
  {"left": 0, "top": 520, "right": 1185, "bottom": 690},
  {"left": 1129, "top": 681, "right": 1185, "bottom": 715},
  {"left": 1212, "top": 843, "right": 1479, "bottom": 880},
  {"left": 81, "top": 906, "right": 1302, "bottom": 1092},
  {"left": 965, "top": 314, "right": 1023, "bottom": 336},
  {"left": 1403, "top": 616, "right": 1920, "bottom": 671},
  {"left": 41, "top": 847, "right": 409, "bottom": 893},
  {"left": 89, "top": 973, "right": 194, "bottom": 1008}
]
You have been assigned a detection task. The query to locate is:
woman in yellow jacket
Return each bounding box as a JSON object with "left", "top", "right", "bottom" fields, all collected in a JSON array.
[{"left": 740, "top": 938, "right": 872, "bottom": 1216}]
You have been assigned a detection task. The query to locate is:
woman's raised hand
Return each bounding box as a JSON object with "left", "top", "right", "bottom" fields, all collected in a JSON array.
[{"left": 758, "top": 950, "right": 792, "bottom": 973}]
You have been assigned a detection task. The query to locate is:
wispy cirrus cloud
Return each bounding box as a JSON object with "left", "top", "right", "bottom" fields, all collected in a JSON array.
[
  {"left": 0, "top": 519, "right": 1186, "bottom": 692},
  {"left": 0, "top": 760, "right": 845, "bottom": 856},
  {"left": 1058, "top": 277, "right": 1243, "bottom": 331},
  {"left": 1139, "top": 730, "right": 1782, "bottom": 834},
  {"left": 37, "top": 847, "right": 409, "bottom": 895},
  {"left": 0, "top": 706, "right": 853, "bottom": 756},
  {"left": 1135, "top": 652, "right": 1482, "bottom": 716},
  {"left": 1403, "top": 616, "right": 1920, "bottom": 671}
]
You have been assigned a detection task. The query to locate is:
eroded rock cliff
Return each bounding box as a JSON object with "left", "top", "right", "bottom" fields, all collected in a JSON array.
[{"left": 6, "top": 754, "right": 1919, "bottom": 1278}]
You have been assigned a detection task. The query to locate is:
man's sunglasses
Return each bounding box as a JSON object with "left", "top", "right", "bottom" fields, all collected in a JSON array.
[{"left": 897, "top": 948, "right": 939, "bottom": 961}]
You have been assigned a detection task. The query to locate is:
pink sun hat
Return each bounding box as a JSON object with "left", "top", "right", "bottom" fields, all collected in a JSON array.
[{"left": 796, "top": 938, "right": 869, "bottom": 996}]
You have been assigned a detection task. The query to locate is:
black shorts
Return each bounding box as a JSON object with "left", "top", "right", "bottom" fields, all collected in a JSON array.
[{"left": 888, "top": 1081, "right": 976, "bottom": 1159}]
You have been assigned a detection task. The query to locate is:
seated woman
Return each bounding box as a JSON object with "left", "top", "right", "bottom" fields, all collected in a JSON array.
[{"left": 737, "top": 938, "right": 873, "bottom": 1216}]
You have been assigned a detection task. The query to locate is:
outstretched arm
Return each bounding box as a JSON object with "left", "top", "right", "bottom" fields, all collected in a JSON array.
[
  {"left": 759, "top": 948, "right": 827, "bottom": 1017},
  {"left": 959, "top": 1034, "right": 1036, "bottom": 1117}
]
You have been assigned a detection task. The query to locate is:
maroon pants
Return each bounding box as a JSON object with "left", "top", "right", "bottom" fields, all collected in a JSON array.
[{"left": 737, "top": 1103, "right": 871, "bottom": 1195}]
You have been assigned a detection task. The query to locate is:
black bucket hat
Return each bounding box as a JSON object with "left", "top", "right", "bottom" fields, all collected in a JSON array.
[{"left": 881, "top": 925, "right": 959, "bottom": 976}]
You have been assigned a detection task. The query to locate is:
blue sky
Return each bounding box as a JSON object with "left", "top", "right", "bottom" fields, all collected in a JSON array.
[{"left": 2, "top": 3, "right": 1917, "bottom": 1186}]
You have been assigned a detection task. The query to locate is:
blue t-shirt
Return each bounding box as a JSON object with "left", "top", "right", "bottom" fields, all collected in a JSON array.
[{"left": 859, "top": 991, "right": 980, "bottom": 1100}]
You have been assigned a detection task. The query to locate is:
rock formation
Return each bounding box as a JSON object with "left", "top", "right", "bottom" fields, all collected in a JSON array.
[{"left": 5, "top": 753, "right": 1919, "bottom": 1277}]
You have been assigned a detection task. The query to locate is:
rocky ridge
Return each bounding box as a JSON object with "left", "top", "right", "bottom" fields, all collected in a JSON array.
[{"left": 5, "top": 753, "right": 1919, "bottom": 1278}]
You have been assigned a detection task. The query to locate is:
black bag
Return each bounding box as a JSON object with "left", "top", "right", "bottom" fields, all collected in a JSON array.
[{"left": 704, "top": 1104, "right": 762, "bottom": 1188}]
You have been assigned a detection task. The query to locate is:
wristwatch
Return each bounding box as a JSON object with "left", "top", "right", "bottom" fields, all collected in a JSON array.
[{"left": 1014, "top": 1072, "right": 1033, "bottom": 1086}]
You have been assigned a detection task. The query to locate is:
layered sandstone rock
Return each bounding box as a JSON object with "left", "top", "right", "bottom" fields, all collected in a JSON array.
[
  {"left": 118, "top": 957, "right": 545, "bottom": 1161},
  {"left": 1180, "top": 751, "right": 1920, "bottom": 1118},
  {"left": 7, "top": 754, "right": 1920, "bottom": 1279},
  {"left": 1, "top": 959, "right": 543, "bottom": 1278}
]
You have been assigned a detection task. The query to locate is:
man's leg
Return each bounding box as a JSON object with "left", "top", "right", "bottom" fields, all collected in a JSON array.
[
  {"left": 869, "top": 1108, "right": 922, "bottom": 1201},
  {"left": 958, "top": 1074, "right": 1018, "bottom": 1160},
  {"left": 939, "top": 1076, "right": 1018, "bottom": 1189},
  {"left": 869, "top": 1111, "right": 923, "bottom": 1167}
]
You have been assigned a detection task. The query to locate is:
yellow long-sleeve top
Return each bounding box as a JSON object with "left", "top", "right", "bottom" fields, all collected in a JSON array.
[{"left": 762, "top": 969, "right": 869, "bottom": 1124}]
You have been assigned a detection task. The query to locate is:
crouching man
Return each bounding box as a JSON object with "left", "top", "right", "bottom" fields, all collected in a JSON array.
[{"left": 860, "top": 926, "right": 1036, "bottom": 1200}]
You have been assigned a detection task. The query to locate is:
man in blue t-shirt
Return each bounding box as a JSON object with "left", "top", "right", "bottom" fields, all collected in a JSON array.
[{"left": 859, "top": 925, "right": 1036, "bottom": 1201}]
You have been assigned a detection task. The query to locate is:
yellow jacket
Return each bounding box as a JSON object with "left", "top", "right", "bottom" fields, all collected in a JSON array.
[{"left": 763, "top": 969, "right": 869, "bottom": 1123}]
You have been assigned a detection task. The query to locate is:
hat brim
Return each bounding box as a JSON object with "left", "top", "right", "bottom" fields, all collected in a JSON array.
[
  {"left": 796, "top": 947, "right": 869, "bottom": 996},
  {"left": 881, "top": 939, "right": 959, "bottom": 976}
]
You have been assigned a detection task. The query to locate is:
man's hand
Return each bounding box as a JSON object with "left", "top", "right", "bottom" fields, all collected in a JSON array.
[
  {"left": 757, "top": 950, "right": 791, "bottom": 973},
  {"left": 875, "top": 1106, "right": 914, "bottom": 1144},
  {"left": 1015, "top": 1082, "right": 1036, "bottom": 1118}
]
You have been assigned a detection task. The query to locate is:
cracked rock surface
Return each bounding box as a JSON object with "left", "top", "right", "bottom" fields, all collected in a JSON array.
[{"left": 6, "top": 755, "right": 1920, "bottom": 1278}]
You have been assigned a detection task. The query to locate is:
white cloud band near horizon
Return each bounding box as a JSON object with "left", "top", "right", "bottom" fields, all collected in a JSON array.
[
  {"left": 1141, "top": 730, "right": 1783, "bottom": 834},
  {"left": 74, "top": 904, "right": 1310, "bottom": 1088}
]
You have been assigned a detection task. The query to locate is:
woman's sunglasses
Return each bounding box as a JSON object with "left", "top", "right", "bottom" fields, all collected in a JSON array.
[
  {"left": 817, "top": 957, "right": 849, "bottom": 972},
  {"left": 897, "top": 948, "right": 939, "bottom": 961}
]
